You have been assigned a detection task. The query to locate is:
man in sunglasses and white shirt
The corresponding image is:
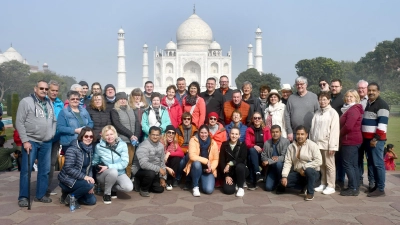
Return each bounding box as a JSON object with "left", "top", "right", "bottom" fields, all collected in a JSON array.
[
  {"left": 319, "top": 77, "right": 330, "bottom": 92},
  {"left": 16, "top": 80, "right": 57, "bottom": 207}
]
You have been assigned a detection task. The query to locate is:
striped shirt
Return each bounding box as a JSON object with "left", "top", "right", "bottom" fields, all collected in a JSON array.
[{"left": 361, "top": 96, "right": 389, "bottom": 140}]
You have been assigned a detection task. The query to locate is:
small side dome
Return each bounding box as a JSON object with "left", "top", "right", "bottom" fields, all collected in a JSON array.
[
  {"left": 118, "top": 28, "right": 125, "bottom": 33},
  {"left": 248, "top": 44, "right": 253, "bottom": 48},
  {"left": 256, "top": 27, "right": 262, "bottom": 33},
  {"left": 209, "top": 41, "right": 221, "bottom": 50},
  {"left": 143, "top": 43, "right": 148, "bottom": 48},
  {"left": 165, "top": 41, "right": 177, "bottom": 50}
]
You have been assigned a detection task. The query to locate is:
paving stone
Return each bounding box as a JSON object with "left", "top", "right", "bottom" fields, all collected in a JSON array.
[
  {"left": 18, "top": 214, "right": 60, "bottom": 225},
  {"left": 269, "top": 194, "right": 305, "bottom": 202},
  {"left": 168, "top": 220, "right": 244, "bottom": 225},
  {"left": 391, "top": 203, "right": 400, "bottom": 212},
  {"left": 355, "top": 214, "right": 395, "bottom": 225},
  {"left": 387, "top": 174, "right": 400, "bottom": 186},
  {"left": 0, "top": 195, "right": 17, "bottom": 203},
  {"left": 242, "top": 191, "right": 271, "bottom": 206},
  {"left": 364, "top": 195, "right": 400, "bottom": 203},
  {"left": 312, "top": 219, "right": 360, "bottom": 224},
  {"left": 282, "top": 219, "right": 313, "bottom": 225},
  {"left": 192, "top": 202, "right": 223, "bottom": 219},
  {"left": 180, "top": 194, "right": 237, "bottom": 203},
  {"left": 225, "top": 206, "right": 291, "bottom": 214},
  {"left": 57, "top": 219, "right": 131, "bottom": 225},
  {"left": 292, "top": 202, "right": 328, "bottom": 218},
  {"left": 133, "top": 215, "right": 168, "bottom": 225},
  {"left": 87, "top": 202, "right": 125, "bottom": 219},
  {"left": 124, "top": 206, "right": 191, "bottom": 214},
  {"left": 0, "top": 202, "right": 21, "bottom": 217},
  {"left": 150, "top": 192, "right": 178, "bottom": 205},
  {"left": 0, "top": 219, "right": 15, "bottom": 225},
  {"left": 246, "top": 214, "right": 280, "bottom": 225},
  {"left": 328, "top": 205, "right": 393, "bottom": 214}
]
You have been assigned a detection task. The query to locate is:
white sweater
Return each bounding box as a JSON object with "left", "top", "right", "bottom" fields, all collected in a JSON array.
[
  {"left": 309, "top": 105, "right": 340, "bottom": 151},
  {"left": 264, "top": 101, "right": 287, "bottom": 138}
]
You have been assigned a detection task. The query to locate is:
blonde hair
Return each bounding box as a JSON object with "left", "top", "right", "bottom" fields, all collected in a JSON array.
[
  {"left": 343, "top": 89, "right": 360, "bottom": 103},
  {"left": 114, "top": 98, "right": 131, "bottom": 111},
  {"left": 160, "top": 133, "right": 179, "bottom": 152},
  {"left": 251, "top": 112, "right": 265, "bottom": 129},
  {"left": 129, "top": 88, "right": 149, "bottom": 109},
  {"left": 101, "top": 125, "right": 118, "bottom": 141},
  {"left": 89, "top": 93, "right": 106, "bottom": 111}
]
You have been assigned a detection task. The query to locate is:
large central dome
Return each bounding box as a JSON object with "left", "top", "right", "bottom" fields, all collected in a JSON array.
[{"left": 176, "top": 13, "right": 213, "bottom": 51}]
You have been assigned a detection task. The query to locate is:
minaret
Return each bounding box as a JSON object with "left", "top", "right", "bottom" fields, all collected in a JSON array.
[
  {"left": 142, "top": 44, "right": 149, "bottom": 87},
  {"left": 117, "top": 28, "right": 126, "bottom": 91},
  {"left": 254, "top": 27, "right": 263, "bottom": 74},
  {"left": 247, "top": 44, "right": 254, "bottom": 69}
]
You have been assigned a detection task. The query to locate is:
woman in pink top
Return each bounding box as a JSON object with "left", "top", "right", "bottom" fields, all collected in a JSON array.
[
  {"left": 161, "top": 85, "right": 182, "bottom": 128},
  {"left": 182, "top": 82, "right": 206, "bottom": 128}
]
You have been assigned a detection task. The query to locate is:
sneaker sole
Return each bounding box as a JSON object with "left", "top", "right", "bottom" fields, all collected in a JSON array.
[
  {"left": 111, "top": 196, "right": 117, "bottom": 199},
  {"left": 103, "top": 201, "right": 112, "bottom": 204}
]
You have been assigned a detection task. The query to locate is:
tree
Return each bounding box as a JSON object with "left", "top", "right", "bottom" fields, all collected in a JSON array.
[
  {"left": 295, "top": 57, "right": 343, "bottom": 86},
  {"left": 0, "top": 60, "right": 30, "bottom": 102},
  {"left": 6, "top": 94, "right": 11, "bottom": 116},
  {"left": 235, "top": 68, "right": 281, "bottom": 96},
  {"left": 380, "top": 90, "right": 400, "bottom": 110},
  {"left": 11, "top": 93, "right": 19, "bottom": 128}
]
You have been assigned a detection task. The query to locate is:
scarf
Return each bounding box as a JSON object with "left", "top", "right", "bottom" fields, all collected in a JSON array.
[
  {"left": 106, "top": 96, "right": 116, "bottom": 103},
  {"left": 341, "top": 103, "right": 356, "bottom": 114},
  {"left": 165, "top": 140, "right": 176, "bottom": 153},
  {"left": 266, "top": 102, "right": 281, "bottom": 129},
  {"left": 148, "top": 106, "right": 161, "bottom": 127},
  {"left": 259, "top": 97, "right": 267, "bottom": 108},
  {"left": 134, "top": 101, "right": 144, "bottom": 109},
  {"left": 153, "top": 107, "right": 161, "bottom": 123},
  {"left": 185, "top": 95, "right": 198, "bottom": 106},
  {"left": 32, "top": 94, "right": 49, "bottom": 118},
  {"left": 209, "top": 124, "right": 219, "bottom": 135},
  {"left": 165, "top": 98, "right": 175, "bottom": 108},
  {"left": 199, "top": 136, "right": 211, "bottom": 159}
]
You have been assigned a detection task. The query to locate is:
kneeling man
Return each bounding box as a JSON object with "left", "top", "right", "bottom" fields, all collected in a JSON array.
[
  {"left": 132, "top": 126, "right": 167, "bottom": 197},
  {"left": 280, "top": 125, "right": 322, "bottom": 201}
]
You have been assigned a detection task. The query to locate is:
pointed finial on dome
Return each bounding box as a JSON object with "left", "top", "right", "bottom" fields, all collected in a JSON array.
[
  {"left": 193, "top": 4, "right": 196, "bottom": 14},
  {"left": 10, "top": 43, "right": 12, "bottom": 47}
]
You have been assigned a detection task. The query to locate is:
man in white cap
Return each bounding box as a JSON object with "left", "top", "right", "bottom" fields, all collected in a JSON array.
[{"left": 280, "top": 84, "right": 292, "bottom": 105}]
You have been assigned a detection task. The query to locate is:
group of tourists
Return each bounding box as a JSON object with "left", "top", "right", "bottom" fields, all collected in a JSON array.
[{"left": 13, "top": 74, "right": 391, "bottom": 208}]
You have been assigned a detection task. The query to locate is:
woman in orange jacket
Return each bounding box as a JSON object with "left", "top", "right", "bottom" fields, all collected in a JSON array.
[
  {"left": 182, "top": 82, "right": 206, "bottom": 128},
  {"left": 184, "top": 125, "right": 219, "bottom": 196}
]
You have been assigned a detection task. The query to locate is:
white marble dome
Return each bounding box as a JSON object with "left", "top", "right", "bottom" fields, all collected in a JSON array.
[
  {"left": 248, "top": 44, "right": 253, "bottom": 47},
  {"left": 165, "top": 41, "right": 177, "bottom": 50},
  {"left": 3, "top": 47, "right": 24, "bottom": 62},
  {"left": 0, "top": 54, "right": 8, "bottom": 64},
  {"left": 176, "top": 13, "right": 213, "bottom": 51},
  {"left": 209, "top": 41, "right": 221, "bottom": 50},
  {"left": 256, "top": 27, "right": 262, "bottom": 33},
  {"left": 118, "top": 28, "right": 125, "bottom": 33}
]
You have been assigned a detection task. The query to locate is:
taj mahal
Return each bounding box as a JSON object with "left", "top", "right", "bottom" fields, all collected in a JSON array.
[{"left": 116, "top": 9, "right": 263, "bottom": 93}]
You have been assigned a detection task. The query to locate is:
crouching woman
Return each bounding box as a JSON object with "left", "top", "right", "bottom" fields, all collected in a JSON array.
[{"left": 58, "top": 127, "right": 97, "bottom": 208}]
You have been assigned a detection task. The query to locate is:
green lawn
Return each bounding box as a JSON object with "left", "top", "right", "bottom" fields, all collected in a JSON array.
[{"left": 387, "top": 116, "right": 400, "bottom": 161}]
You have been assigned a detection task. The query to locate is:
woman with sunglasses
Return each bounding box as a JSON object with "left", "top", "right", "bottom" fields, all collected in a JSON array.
[
  {"left": 111, "top": 92, "right": 140, "bottom": 180},
  {"left": 182, "top": 81, "right": 206, "bottom": 128},
  {"left": 58, "top": 127, "right": 97, "bottom": 208},
  {"left": 184, "top": 125, "right": 219, "bottom": 197},
  {"left": 207, "top": 112, "right": 226, "bottom": 150},
  {"left": 245, "top": 111, "right": 272, "bottom": 190},
  {"left": 161, "top": 85, "right": 182, "bottom": 128},
  {"left": 129, "top": 88, "right": 149, "bottom": 142},
  {"left": 57, "top": 90, "right": 93, "bottom": 155},
  {"left": 219, "top": 127, "right": 248, "bottom": 197},
  {"left": 161, "top": 125, "right": 184, "bottom": 190},
  {"left": 87, "top": 93, "right": 111, "bottom": 141},
  {"left": 93, "top": 125, "right": 133, "bottom": 204}
]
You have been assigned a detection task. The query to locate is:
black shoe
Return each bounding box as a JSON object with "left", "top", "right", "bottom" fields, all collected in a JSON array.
[
  {"left": 33, "top": 196, "right": 52, "bottom": 203},
  {"left": 103, "top": 195, "right": 112, "bottom": 204},
  {"left": 111, "top": 191, "right": 117, "bottom": 199},
  {"left": 172, "top": 179, "right": 179, "bottom": 187},
  {"left": 60, "top": 191, "right": 68, "bottom": 204},
  {"left": 247, "top": 183, "right": 257, "bottom": 191},
  {"left": 183, "top": 181, "right": 191, "bottom": 190},
  {"left": 367, "top": 189, "right": 385, "bottom": 197},
  {"left": 276, "top": 184, "right": 286, "bottom": 195},
  {"left": 140, "top": 189, "right": 150, "bottom": 197},
  {"left": 366, "top": 185, "right": 377, "bottom": 193},
  {"left": 256, "top": 172, "right": 263, "bottom": 183},
  {"left": 340, "top": 188, "right": 353, "bottom": 196},
  {"left": 134, "top": 179, "right": 141, "bottom": 192}
]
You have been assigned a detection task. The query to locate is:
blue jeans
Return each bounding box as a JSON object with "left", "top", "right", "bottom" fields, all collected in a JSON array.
[
  {"left": 190, "top": 161, "right": 215, "bottom": 194},
  {"left": 366, "top": 139, "right": 386, "bottom": 191},
  {"left": 286, "top": 168, "right": 320, "bottom": 195},
  {"left": 247, "top": 148, "right": 261, "bottom": 183},
  {"left": 335, "top": 148, "right": 345, "bottom": 183},
  {"left": 358, "top": 141, "right": 374, "bottom": 185},
  {"left": 176, "top": 154, "right": 189, "bottom": 181},
  {"left": 19, "top": 140, "right": 52, "bottom": 200},
  {"left": 341, "top": 145, "right": 360, "bottom": 190},
  {"left": 59, "top": 180, "right": 96, "bottom": 205},
  {"left": 265, "top": 161, "right": 283, "bottom": 191}
]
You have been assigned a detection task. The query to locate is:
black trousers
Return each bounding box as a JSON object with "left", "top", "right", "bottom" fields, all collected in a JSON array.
[
  {"left": 222, "top": 163, "right": 247, "bottom": 195},
  {"left": 166, "top": 156, "right": 181, "bottom": 185},
  {"left": 135, "top": 169, "right": 164, "bottom": 193},
  {"left": 286, "top": 168, "right": 320, "bottom": 195}
]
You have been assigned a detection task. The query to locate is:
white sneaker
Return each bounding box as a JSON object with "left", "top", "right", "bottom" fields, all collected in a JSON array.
[
  {"left": 166, "top": 184, "right": 173, "bottom": 191},
  {"left": 192, "top": 187, "right": 200, "bottom": 197},
  {"left": 236, "top": 188, "right": 245, "bottom": 197},
  {"left": 314, "top": 185, "right": 326, "bottom": 192},
  {"left": 322, "top": 187, "right": 335, "bottom": 195}
]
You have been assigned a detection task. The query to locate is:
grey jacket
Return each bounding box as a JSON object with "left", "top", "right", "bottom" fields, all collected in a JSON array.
[
  {"left": 261, "top": 136, "right": 290, "bottom": 165},
  {"left": 131, "top": 138, "right": 166, "bottom": 180},
  {"left": 16, "top": 94, "right": 56, "bottom": 143}
]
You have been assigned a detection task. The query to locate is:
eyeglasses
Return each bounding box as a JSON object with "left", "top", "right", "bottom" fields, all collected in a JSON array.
[
  {"left": 253, "top": 117, "right": 262, "bottom": 120},
  {"left": 209, "top": 117, "right": 217, "bottom": 121},
  {"left": 167, "top": 131, "right": 176, "bottom": 135},
  {"left": 296, "top": 83, "right": 305, "bottom": 87},
  {"left": 70, "top": 98, "right": 80, "bottom": 101},
  {"left": 39, "top": 87, "right": 49, "bottom": 91},
  {"left": 183, "top": 118, "right": 191, "bottom": 121},
  {"left": 84, "top": 135, "right": 94, "bottom": 139},
  {"left": 319, "top": 83, "right": 327, "bottom": 87}
]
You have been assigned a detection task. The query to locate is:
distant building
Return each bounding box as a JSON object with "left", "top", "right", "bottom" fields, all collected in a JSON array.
[{"left": 0, "top": 45, "right": 49, "bottom": 73}]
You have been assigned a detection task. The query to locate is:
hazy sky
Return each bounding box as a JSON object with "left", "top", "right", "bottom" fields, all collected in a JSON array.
[{"left": 1, "top": 1, "right": 399, "bottom": 88}]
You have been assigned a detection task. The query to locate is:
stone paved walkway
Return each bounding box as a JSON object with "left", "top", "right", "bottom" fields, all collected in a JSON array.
[{"left": 0, "top": 170, "right": 400, "bottom": 225}]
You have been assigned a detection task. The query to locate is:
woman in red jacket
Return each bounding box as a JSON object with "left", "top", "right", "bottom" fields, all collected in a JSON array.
[
  {"left": 339, "top": 90, "right": 363, "bottom": 196},
  {"left": 207, "top": 112, "right": 226, "bottom": 150},
  {"left": 161, "top": 85, "right": 182, "bottom": 128},
  {"left": 182, "top": 82, "right": 206, "bottom": 128},
  {"left": 245, "top": 112, "right": 271, "bottom": 190}
]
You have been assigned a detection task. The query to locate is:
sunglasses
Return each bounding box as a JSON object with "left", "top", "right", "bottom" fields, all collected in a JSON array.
[
  {"left": 319, "top": 83, "right": 327, "bottom": 87},
  {"left": 39, "top": 87, "right": 49, "bottom": 91},
  {"left": 183, "top": 118, "right": 191, "bottom": 121},
  {"left": 167, "top": 131, "right": 176, "bottom": 135},
  {"left": 253, "top": 117, "right": 262, "bottom": 120},
  {"left": 70, "top": 98, "right": 80, "bottom": 101},
  {"left": 209, "top": 117, "right": 217, "bottom": 121},
  {"left": 84, "top": 135, "right": 94, "bottom": 139}
]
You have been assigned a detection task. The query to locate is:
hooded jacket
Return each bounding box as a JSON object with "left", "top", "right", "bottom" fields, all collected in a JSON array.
[
  {"left": 93, "top": 138, "right": 129, "bottom": 176},
  {"left": 161, "top": 96, "right": 182, "bottom": 128},
  {"left": 141, "top": 106, "right": 171, "bottom": 139},
  {"left": 209, "top": 123, "right": 227, "bottom": 150},
  {"left": 309, "top": 105, "right": 340, "bottom": 151}
]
